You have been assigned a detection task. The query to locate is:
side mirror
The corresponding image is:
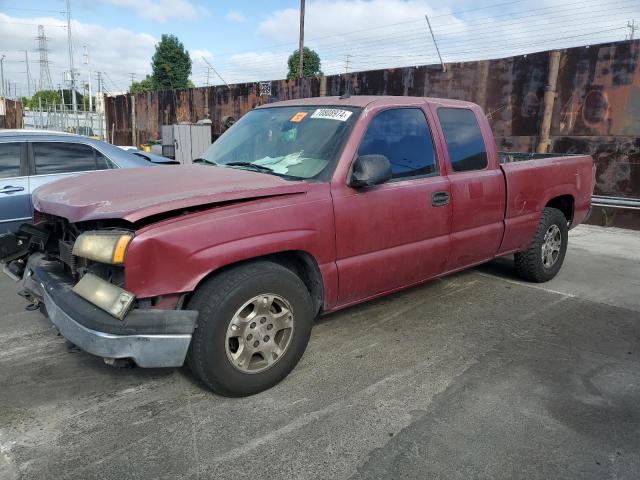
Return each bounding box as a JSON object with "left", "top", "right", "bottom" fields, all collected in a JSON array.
[{"left": 348, "top": 154, "right": 392, "bottom": 188}]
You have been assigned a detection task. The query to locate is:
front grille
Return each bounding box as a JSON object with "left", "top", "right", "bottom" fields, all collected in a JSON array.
[{"left": 58, "top": 239, "right": 77, "bottom": 274}]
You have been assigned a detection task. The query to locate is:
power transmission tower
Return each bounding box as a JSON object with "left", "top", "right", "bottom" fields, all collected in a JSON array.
[
  {"left": 344, "top": 54, "right": 352, "bottom": 74},
  {"left": 36, "top": 25, "right": 53, "bottom": 91},
  {"left": 627, "top": 20, "right": 638, "bottom": 40},
  {"left": 130, "top": 72, "right": 136, "bottom": 89}
]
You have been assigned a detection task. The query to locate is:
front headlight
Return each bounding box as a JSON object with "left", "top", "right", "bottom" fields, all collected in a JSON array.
[{"left": 72, "top": 231, "right": 133, "bottom": 265}]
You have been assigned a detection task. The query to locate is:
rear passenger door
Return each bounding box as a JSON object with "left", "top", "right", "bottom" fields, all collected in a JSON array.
[
  {"left": 0, "top": 141, "right": 30, "bottom": 233},
  {"left": 333, "top": 107, "right": 452, "bottom": 305},
  {"left": 434, "top": 107, "right": 505, "bottom": 271},
  {"left": 28, "top": 142, "right": 110, "bottom": 195}
]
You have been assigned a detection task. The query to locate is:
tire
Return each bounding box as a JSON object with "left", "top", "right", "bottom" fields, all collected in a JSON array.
[
  {"left": 514, "top": 207, "right": 568, "bottom": 283},
  {"left": 187, "top": 261, "right": 314, "bottom": 397}
]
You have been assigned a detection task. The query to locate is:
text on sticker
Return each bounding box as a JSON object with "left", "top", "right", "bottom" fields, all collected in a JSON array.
[
  {"left": 310, "top": 109, "right": 353, "bottom": 121},
  {"left": 290, "top": 111, "right": 308, "bottom": 123}
]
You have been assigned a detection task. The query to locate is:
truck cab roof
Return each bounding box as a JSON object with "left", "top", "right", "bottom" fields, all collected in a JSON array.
[{"left": 256, "top": 95, "right": 478, "bottom": 110}]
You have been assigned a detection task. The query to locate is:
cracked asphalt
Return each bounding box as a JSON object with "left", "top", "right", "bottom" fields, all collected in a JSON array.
[{"left": 1, "top": 225, "right": 639, "bottom": 480}]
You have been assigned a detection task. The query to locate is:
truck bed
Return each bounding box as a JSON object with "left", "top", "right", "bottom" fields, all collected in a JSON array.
[{"left": 497, "top": 153, "right": 594, "bottom": 255}]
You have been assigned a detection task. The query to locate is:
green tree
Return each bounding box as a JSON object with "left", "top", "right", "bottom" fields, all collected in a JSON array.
[
  {"left": 27, "top": 90, "right": 62, "bottom": 109},
  {"left": 287, "top": 47, "right": 322, "bottom": 79},
  {"left": 130, "top": 75, "right": 155, "bottom": 94},
  {"left": 26, "top": 89, "right": 88, "bottom": 110},
  {"left": 151, "top": 34, "right": 192, "bottom": 90},
  {"left": 61, "top": 89, "right": 85, "bottom": 110}
]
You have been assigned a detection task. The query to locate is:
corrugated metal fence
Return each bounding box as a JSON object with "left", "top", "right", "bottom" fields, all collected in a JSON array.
[{"left": 105, "top": 39, "right": 640, "bottom": 223}]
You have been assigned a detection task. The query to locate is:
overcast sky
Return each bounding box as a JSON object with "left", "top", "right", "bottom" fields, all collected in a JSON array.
[{"left": 0, "top": 0, "right": 636, "bottom": 96}]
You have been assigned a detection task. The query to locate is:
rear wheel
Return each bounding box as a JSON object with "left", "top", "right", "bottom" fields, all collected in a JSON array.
[
  {"left": 187, "top": 261, "right": 314, "bottom": 397},
  {"left": 514, "top": 207, "right": 568, "bottom": 283}
]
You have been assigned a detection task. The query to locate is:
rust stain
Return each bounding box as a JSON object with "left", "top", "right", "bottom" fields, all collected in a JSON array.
[
  {"left": 105, "top": 39, "right": 640, "bottom": 200},
  {"left": 0, "top": 98, "right": 24, "bottom": 129}
]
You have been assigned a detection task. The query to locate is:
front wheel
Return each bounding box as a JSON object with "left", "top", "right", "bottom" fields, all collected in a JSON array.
[
  {"left": 514, "top": 207, "right": 568, "bottom": 283},
  {"left": 187, "top": 261, "right": 314, "bottom": 397}
]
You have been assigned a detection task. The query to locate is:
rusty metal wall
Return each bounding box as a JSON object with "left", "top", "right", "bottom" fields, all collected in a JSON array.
[
  {"left": 105, "top": 79, "right": 320, "bottom": 145},
  {"left": 0, "top": 98, "right": 24, "bottom": 129},
  {"left": 105, "top": 39, "right": 640, "bottom": 202}
]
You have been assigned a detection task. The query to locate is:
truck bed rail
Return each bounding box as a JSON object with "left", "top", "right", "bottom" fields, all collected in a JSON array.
[{"left": 498, "top": 152, "right": 579, "bottom": 163}]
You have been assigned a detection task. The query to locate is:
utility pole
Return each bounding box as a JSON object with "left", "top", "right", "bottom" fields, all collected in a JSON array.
[
  {"left": 129, "top": 72, "right": 135, "bottom": 89},
  {"left": 25, "top": 50, "right": 32, "bottom": 97},
  {"left": 627, "top": 20, "right": 638, "bottom": 40},
  {"left": 425, "top": 13, "right": 446, "bottom": 73},
  {"left": 0, "top": 55, "right": 5, "bottom": 97},
  {"left": 66, "top": 0, "right": 78, "bottom": 127},
  {"left": 298, "top": 0, "right": 305, "bottom": 79},
  {"left": 83, "top": 45, "right": 92, "bottom": 111},
  {"left": 344, "top": 54, "right": 352, "bottom": 74}
]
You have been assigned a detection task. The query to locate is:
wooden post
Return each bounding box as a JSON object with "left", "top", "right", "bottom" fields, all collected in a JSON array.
[
  {"left": 130, "top": 94, "right": 137, "bottom": 147},
  {"left": 537, "top": 50, "right": 560, "bottom": 153}
]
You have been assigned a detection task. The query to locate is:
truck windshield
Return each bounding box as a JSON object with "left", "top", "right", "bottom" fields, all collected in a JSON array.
[{"left": 199, "top": 106, "right": 361, "bottom": 180}]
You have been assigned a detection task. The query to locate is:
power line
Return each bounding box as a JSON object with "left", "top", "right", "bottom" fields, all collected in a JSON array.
[
  {"left": 193, "top": 0, "right": 634, "bottom": 64},
  {"left": 0, "top": 21, "right": 66, "bottom": 27},
  {"left": 0, "top": 6, "right": 61, "bottom": 13},
  {"left": 195, "top": 1, "right": 637, "bottom": 75}
]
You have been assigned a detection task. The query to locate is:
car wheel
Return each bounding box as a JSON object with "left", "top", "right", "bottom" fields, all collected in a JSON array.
[
  {"left": 187, "top": 260, "right": 314, "bottom": 397},
  {"left": 514, "top": 207, "right": 568, "bottom": 283}
]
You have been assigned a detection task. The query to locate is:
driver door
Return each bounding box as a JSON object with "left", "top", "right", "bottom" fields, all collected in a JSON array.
[{"left": 332, "top": 107, "right": 452, "bottom": 305}]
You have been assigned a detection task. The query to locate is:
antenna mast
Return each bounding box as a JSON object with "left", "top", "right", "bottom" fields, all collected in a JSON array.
[{"left": 425, "top": 14, "right": 446, "bottom": 72}]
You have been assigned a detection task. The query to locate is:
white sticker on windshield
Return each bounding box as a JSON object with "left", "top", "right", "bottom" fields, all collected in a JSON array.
[{"left": 310, "top": 108, "right": 353, "bottom": 122}]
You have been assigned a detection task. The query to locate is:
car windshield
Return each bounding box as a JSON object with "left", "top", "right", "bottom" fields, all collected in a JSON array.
[{"left": 199, "top": 106, "right": 360, "bottom": 180}]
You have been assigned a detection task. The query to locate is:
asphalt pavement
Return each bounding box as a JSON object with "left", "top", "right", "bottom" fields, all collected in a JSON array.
[{"left": 0, "top": 225, "right": 639, "bottom": 480}]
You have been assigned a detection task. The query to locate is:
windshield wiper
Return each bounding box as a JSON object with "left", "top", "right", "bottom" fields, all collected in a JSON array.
[
  {"left": 225, "top": 161, "right": 275, "bottom": 174},
  {"left": 193, "top": 158, "right": 217, "bottom": 166}
]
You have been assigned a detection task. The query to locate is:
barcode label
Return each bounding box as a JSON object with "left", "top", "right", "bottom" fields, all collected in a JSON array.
[{"left": 310, "top": 109, "right": 353, "bottom": 121}]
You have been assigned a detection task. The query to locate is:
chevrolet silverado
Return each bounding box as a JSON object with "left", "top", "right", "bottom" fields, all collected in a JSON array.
[{"left": 0, "top": 96, "right": 594, "bottom": 396}]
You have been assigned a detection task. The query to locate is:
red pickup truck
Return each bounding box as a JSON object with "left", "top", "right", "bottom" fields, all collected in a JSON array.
[{"left": 1, "top": 96, "right": 594, "bottom": 396}]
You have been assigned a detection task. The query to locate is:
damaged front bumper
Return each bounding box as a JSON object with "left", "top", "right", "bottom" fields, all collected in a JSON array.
[{"left": 16, "top": 253, "right": 198, "bottom": 368}]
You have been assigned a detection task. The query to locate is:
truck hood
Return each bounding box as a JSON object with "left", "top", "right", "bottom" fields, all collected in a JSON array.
[{"left": 33, "top": 165, "right": 310, "bottom": 223}]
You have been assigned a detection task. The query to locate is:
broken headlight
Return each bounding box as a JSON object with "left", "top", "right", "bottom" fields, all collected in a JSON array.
[{"left": 72, "top": 273, "right": 135, "bottom": 319}]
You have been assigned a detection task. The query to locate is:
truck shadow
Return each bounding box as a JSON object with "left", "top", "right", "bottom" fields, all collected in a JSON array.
[{"left": 474, "top": 255, "right": 521, "bottom": 281}]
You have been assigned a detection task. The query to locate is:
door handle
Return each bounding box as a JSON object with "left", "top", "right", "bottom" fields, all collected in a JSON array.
[
  {"left": 0, "top": 186, "right": 25, "bottom": 194},
  {"left": 432, "top": 191, "right": 450, "bottom": 207}
]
